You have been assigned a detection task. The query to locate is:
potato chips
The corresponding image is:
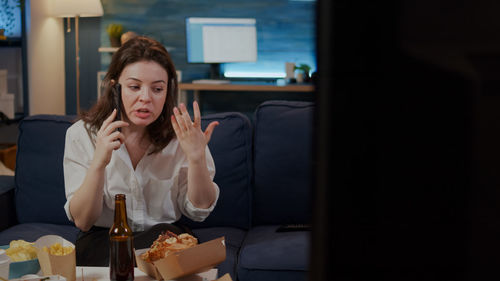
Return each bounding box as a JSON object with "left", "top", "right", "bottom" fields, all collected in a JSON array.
[
  {"left": 42, "top": 242, "right": 74, "bottom": 256},
  {"left": 5, "top": 240, "right": 37, "bottom": 262}
]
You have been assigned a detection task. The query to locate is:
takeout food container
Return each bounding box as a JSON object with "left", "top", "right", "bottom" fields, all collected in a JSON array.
[
  {"left": 0, "top": 244, "right": 40, "bottom": 279},
  {"left": 8, "top": 259, "right": 40, "bottom": 279},
  {"left": 136, "top": 236, "right": 226, "bottom": 281},
  {"left": 34, "top": 235, "right": 76, "bottom": 281}
]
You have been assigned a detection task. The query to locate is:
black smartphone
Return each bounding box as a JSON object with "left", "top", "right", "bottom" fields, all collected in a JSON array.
[{"left": 112, "top": 83, "right": 122, "bottom": 131}]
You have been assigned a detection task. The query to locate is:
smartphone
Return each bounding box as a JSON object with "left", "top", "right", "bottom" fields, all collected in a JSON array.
[{"left": 112, "top": 83, "right": 122, "bottom": 131}]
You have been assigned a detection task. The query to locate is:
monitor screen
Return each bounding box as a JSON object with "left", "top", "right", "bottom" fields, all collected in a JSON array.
[{"left": 185, "top": 17, "right": 257, "bottom": 63}]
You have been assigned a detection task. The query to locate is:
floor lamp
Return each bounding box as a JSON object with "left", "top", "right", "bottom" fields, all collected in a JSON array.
[{"left": 52, "top": 0, "right": 103, "bottom": 114}]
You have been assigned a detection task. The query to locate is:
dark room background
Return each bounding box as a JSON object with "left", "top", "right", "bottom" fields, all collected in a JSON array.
[
  {"left": 313, "top": 0, "right": 500, "bottom": 280},
  {"left": 64, "top": 0, "right": 316, "bottom": 115}
]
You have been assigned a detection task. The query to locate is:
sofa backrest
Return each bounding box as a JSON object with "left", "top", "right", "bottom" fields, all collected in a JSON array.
[
  {"left": 16, "top": 113, "right": 254, "bottom": 230},
  {"left": 179, "top": 112, "right": 253, "bottom": 230},
  {"left": 253, "top": 101, "right": 314, "bottom": 225},
  {"left": 15, "top": 115, "right": 76, "bottom": 225}
]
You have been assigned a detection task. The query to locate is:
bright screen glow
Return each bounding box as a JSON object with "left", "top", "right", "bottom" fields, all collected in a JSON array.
[{"left": 186, "top": 17, "right": 257, "bottom": 63}]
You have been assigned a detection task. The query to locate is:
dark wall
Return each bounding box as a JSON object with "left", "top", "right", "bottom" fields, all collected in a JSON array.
[
  {"left": 65, "top": 0, "right": 316, "bottom": 115},
  {"left": 64, "top": 17, "right": 102, "bottom": 115},
  {"left": 313, "top": 0, "right": 500, "bottom": 280},
  {"left": 99, "top": 0, "right": 316, "bottom": 81}
]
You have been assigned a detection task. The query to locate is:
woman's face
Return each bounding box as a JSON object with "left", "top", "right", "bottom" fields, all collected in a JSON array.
[{"left": 118, "top": 60, "right": 168, "bottom": 127}]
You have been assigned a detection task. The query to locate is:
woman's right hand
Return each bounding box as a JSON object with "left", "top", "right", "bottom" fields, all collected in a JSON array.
[{"left": 92, "top": 109, "right": 128, "bottom": 168}]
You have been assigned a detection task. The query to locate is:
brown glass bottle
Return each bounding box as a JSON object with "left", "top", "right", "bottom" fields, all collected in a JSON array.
[{"left": 109, "top": 194, "right": 135, "bottom": 281}]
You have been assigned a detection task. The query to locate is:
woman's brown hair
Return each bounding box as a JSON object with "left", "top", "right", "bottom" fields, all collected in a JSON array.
[{"left": 81, "top": 36, "right": 178, "bottom": 154}]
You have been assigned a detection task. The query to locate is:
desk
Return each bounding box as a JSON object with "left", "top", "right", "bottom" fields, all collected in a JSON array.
[{"left": 177, "top": 82, "right": 314, "bottom": 106}]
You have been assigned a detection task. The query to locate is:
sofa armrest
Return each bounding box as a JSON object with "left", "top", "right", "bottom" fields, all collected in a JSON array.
[{"left": 0, "top": 175, "right": 18, "bottom": 231}]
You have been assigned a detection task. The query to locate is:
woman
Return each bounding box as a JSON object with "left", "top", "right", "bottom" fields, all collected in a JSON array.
[{"left": 63, "top": 36, "right": 219, "bottom": 265}]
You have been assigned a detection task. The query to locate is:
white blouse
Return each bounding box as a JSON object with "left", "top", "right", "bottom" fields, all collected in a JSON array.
[{"left": 63, "top": 120, "right": 219, "bottom": 232}]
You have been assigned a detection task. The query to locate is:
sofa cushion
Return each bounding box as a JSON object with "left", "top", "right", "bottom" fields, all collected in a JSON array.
[
  {"left": 15, "top": 115, "right": 76, "bottom": 225},
  {"left": 0, "top": 223, "right": 80, "bottom": 245},
  {"left": 237, "top": 225, "right": 309, "bottom": 281},
  {"left": 238, "top": 270, "right": 307, "bottom": 281},
  {"left": 253, "top": 101, "right": 313, "bottom": 225},
  {"left": 193, "top": 226, "right": 247, "bottom": 280},
  {"left": 179, "top": 112, "right": 253, "bottom": 230},
  {"left": 0, "top": 175, "right": 14, "bottom": 193}
]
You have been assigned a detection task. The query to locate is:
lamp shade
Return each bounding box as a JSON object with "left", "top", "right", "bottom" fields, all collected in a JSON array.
[{"left": 51, "top": 0, "right": 104, "bottom": 18}]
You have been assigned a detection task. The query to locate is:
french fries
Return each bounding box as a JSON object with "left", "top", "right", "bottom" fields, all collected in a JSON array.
[
  {"left": 5, "top": 239, "right": 75, "bottom": 261},
  {"left": 42, "top": 242, "right": 74, "bottom": 256},
  {"left": 5, "top": 240, "right": 37, "bottom": 262}
]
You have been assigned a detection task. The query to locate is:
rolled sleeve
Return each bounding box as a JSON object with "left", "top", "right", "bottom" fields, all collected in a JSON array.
[
  {"left": 177, "top": 146, "right": 219, "bottom": 222},
  {"left": 183, "top": 182, "right": 220, "bottom": 221},
  {"left": 63, "top": 122, "right": 93, "bottom": 222}
]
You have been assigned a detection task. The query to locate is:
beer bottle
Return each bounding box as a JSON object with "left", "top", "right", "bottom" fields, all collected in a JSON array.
[{"left": 109, "top": 194, "right": 135, "bottom": 281}]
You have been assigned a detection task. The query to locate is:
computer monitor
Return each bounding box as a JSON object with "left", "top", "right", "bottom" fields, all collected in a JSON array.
[{"left": 185, "top": 17, "right": 257, "bottom": 79}]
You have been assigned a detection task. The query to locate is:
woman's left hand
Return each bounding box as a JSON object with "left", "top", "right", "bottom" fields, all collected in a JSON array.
[{"left": 171, "top": 101, "right": 219, "bottom": 162}]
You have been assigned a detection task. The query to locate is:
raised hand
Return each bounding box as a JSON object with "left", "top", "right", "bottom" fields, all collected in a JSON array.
[
  {"left": 171, "top": 101, "right": 219, "bottom": 162},
  {"left": 92, "top": 109, "right": 129, "bottom": 168}
]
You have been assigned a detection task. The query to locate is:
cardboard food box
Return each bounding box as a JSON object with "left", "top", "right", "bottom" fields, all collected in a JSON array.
[
  {"left": 136, "top": 236, "right": 226, "bottom": 281},
  {"left": 34, "top": 235, "right": 76, "bottom": 281}
]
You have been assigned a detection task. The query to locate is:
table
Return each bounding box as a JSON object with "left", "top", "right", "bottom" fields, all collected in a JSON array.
[
  {"left": 75, "top": 267, "right": 218, "bottom": 281},
  {"left": 177, "top": 82, "right": 315, "bottom": 106},
  {"left": 76, "top": 267, "right": 152, "bottom": 281}
]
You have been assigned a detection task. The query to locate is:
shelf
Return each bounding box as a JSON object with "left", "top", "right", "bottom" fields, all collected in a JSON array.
[
  {"left": 98, "top": 47, "right": 119, "bottom": 53},
  {"left": 179, "top": 82, "right": 314, "bottom": 92}
]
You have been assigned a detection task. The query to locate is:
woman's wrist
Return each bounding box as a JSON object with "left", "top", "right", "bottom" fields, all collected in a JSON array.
[
  {"left": 90, "top": 158, "right": 107, "bottom": 172},
  {"left": 187, "top": 153, "right": 206, "bottom": 166},
  {"left": 186, "top": 148, "right": 207, "bottom": 165}
]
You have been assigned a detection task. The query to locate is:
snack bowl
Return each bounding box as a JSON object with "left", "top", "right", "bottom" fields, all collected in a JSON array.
[{"left": 0, "top": 246, "right": 40, "bottom": 279}]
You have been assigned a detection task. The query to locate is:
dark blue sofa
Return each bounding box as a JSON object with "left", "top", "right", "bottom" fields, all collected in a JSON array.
[{"left": 0, "top": 100, "right": 313, "bottom": 281}]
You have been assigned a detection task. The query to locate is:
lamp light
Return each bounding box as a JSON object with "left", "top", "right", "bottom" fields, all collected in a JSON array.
[{"left": 51, "top": 0, "right": 103, "bottom": 114}]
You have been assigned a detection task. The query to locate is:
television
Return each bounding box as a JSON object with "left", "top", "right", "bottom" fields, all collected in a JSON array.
[{"left": 185, "top": 17, "right": 257, "bottom": 79}]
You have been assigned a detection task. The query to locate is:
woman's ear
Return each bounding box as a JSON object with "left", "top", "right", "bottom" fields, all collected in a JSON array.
[{"left": 110, "top": 79, "right": 116, "bottom": 86}]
